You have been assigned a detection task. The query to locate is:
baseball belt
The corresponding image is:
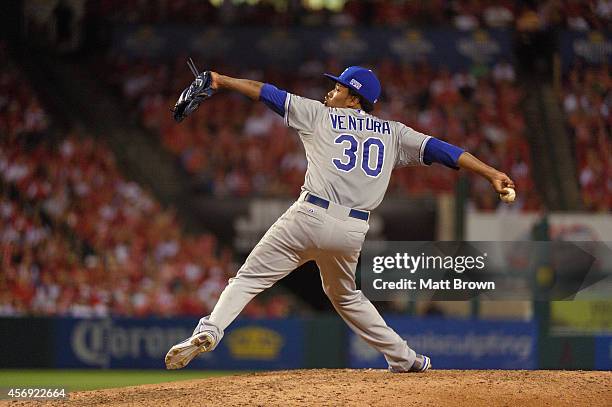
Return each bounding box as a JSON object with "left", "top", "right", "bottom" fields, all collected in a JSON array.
[{"left": 304, "top": 193, "right": 369, "bottom": 221}]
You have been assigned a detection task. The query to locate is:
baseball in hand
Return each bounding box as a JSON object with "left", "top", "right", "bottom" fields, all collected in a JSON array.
[{"left": 499, "top": 187, "right": 516, "bottom": 203}]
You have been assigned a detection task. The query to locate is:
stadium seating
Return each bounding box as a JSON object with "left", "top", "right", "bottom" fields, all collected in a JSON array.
[{"left": 0, "top": 56, "right": 294, "bottom": 317}]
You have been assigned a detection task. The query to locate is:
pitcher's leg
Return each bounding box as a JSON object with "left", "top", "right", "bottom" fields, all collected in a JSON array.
[
  {"left": 209, "top": 228, "right": 304, "bottom": 331},
  {"left": 166, "top": 205, "right": 308, "bottom": 370},
  {"left": 317, "top": 253, "right": 416, "bottom": 372}
]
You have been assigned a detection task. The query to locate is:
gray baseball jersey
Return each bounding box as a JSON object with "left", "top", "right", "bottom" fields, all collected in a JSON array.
[
  {"left": 196, "top": 92, "right": 423, "bottom": 374},
  {"left": 284, "top": 93, "right": 431, "bottom": 211}
]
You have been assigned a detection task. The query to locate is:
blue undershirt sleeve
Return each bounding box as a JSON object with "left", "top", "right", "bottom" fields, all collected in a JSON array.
[
  {"left": 423, "top": 137, "right": 465, "bottom": 170},
  {"left": 259, "top": 83, "right": 288, "bottom": 117}
]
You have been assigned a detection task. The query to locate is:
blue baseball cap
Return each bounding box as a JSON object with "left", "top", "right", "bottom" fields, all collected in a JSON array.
[{"left": 324, "top": 66, "right": 381, "bottom": 105}]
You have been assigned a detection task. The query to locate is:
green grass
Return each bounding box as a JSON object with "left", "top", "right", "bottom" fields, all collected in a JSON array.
[{"left": 0, "top": 370, "right": 239, "bottom": 391}]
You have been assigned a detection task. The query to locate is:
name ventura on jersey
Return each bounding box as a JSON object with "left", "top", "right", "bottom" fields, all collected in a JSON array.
[{"left": 329, "top": 112, "right": 391, "bottom": 135}]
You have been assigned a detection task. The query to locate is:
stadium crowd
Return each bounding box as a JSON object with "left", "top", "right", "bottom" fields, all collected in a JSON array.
[
  {"left": 4, "top": 1, "right": 610, "bottom": 321},
  {"left": 90, "top": 0, "right": 611, "bottom": 30},
  {"left": 109, "top": 55, "right": 542, "bottom": 210},
  {"left": 562, "top": 64, "right": 611, "bottom": 211},
  {"left": 0, "top": 57, "right": 294, "bottom": 318}
]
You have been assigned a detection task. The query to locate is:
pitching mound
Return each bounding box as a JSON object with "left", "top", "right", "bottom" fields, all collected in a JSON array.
[{"left": 29, "top": 369, "right": 612, "bottom": 406}]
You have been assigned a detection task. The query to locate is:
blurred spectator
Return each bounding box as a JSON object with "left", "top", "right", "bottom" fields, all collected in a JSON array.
[
  {"left": 0, "top": 60, "right": 49, "bottom": 139},
  {"left": 484, "top": 3, "right": 515, "bottom": 28},
  {"left": 562, "top": 65, "right": 611, "bottom": 211}
]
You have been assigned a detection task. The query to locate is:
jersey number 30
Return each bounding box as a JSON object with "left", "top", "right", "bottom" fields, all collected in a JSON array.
[{"left": 333, "top": 134, "right": 385, "bottom": 177}]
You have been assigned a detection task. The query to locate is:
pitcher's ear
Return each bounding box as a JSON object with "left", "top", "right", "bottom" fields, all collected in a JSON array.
[{"left": 347, "top": 94, "right": 361, "bottom": 108}]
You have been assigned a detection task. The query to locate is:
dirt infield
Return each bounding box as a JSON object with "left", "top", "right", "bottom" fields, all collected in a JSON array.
[{"left": 7, "top": 369, "right": 611, "bottom": 407}]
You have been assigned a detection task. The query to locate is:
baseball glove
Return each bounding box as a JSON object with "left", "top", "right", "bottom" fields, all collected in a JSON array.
[{"left": 172, "top": 58, "right": 216, "bottom": 123}]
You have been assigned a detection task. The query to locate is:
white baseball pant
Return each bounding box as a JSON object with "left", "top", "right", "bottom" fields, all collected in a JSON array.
[{"left": 208, "top": 191, "right": 417, "bottom": 371}]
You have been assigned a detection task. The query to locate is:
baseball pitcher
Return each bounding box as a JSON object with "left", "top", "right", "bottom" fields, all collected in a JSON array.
[{"left": 165, "top": 65, "right": 516, "bottom": 372}]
